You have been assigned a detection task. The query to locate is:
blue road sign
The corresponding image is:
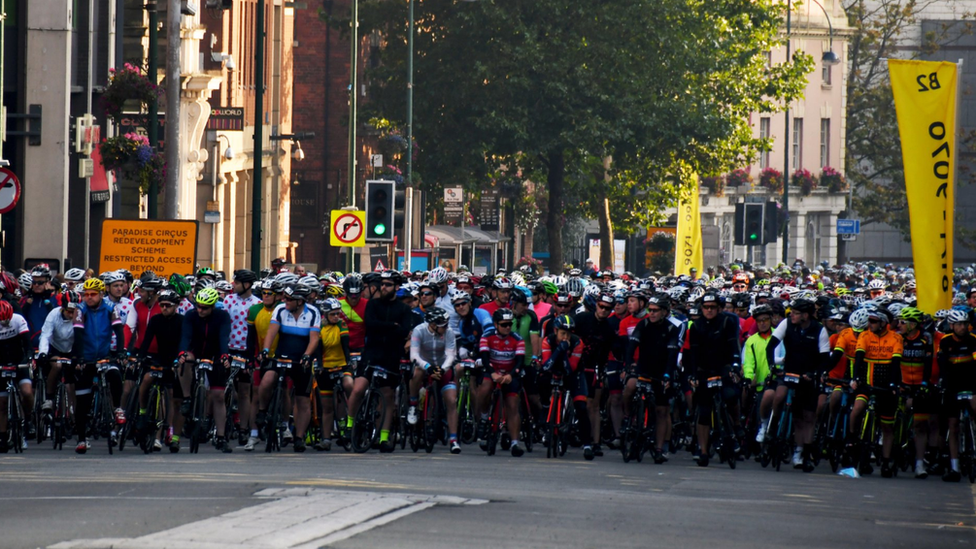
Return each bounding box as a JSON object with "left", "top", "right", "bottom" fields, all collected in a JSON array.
[{"left": 836, "top": 219, "right": 860, "bottom": 235}]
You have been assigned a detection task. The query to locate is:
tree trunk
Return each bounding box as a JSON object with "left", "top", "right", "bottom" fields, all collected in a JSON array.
[
  {"left": 597, "top": 156, "right": 614, "bottom": 271},
  {"left": 546, "top": 151, "right": 565, "bottom": 272}
]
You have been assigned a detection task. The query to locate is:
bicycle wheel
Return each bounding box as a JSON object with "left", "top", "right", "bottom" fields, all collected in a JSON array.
[
  {"left": 351, "top": 387, "right": 378, "bottom": 453},
  {"left": 265, "top": 383, "right": 283, "bottom": 453},
  {"left": 190, "top": 382, "right": 208, "bottom": 454},
  {"left": 8, "top": 387, "right": 23, "bottom": 454},
  {"left": 224, "top": 385, "right": 238, "bottom": 446},
  {"left": 52, "top": 383, "right": 67, "bottom": 451},
  {"left": 520, "top": 392, "right": 535, "bottom": 453},
  {"left": 964, "top": 416, "right": 976, "bottom": 484},
  {"left": 118, "top": 383, "right": 141, "bottom": 453},
  {"left": 558, "top": 392, "right": 573, "bottom": 457},
  {"left": 458, "top": 382, "right": 476, "bottom": 444},
  {"left": 101, "top": 384, "right": 115, "bottom": 455},
  {"left": 547, "top": 390, "right": 561, "bottom": 459}
]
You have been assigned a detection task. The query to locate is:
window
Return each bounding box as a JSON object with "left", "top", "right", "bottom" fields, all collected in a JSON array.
[
  {"left": 822, "top": 63, "right": 832, "bottom": 85},
  {"left": 820, "top": 118, "right": 831, "bottom": 167},
  {"left": 759, "top": 117, "right": 771, "bottom": 168},
  {"left": 792, "top": 118, "right": 803, "bottom": 171},
  {"left": 766, "top": 50, "right": 772, "bottom": 69}
]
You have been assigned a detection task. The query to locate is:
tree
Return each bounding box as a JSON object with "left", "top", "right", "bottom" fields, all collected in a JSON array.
[
  {"left": 844, "top": 0, "right": 974, "bottom": 242},
  {"left": 351, "top": 0, "right": 812, "bottom": 269}
]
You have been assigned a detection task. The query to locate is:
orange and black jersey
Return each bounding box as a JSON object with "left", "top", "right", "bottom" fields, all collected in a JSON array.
[
  {"left": 854, "top": 329, "right": 903, "bottom": 387},
  {"left": 900, "top": 331, "right": 933, "bottom": 386},
  {"left": 937, "top": 332, "right": 976, "bottom": 391}
]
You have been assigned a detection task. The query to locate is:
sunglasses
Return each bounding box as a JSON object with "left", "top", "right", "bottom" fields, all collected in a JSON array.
[
  {"left": 381, "top": 282, "right": 396, "bottom": 287},
  {"left": 554, "top": 303, "right": 570, "bottom": 308},
  {"left": 420, "top": 291, "right": 435, "bottom": 297},
  {"left": 284, "top": 297, "right": 301, "bottom": 302},
  {"left": 83, "top": 291, "right": 100, "bottom": 297},
  {"left": 868, "top": 318, "right": 883, "bottom": 324},
  {"left": 159, "top": 303, "right": 175, "bottom": 308},
  {"left": 497, "top": 322, "right": 513, "bottom": 328},
  {"left": 32, "top": 280, "right": 46, "bottom": 286},
  {"left": 262, "top": 291, "right": 276, "bottom": 296},
  {"left": 647, "top": 307, "right": 664, "bottom": 313},
  {"left": 197, "top": 305, "right": 213, "bottom": 311},
  {"left": 701, "top": 305, "right": 719, "bottom": 310}
]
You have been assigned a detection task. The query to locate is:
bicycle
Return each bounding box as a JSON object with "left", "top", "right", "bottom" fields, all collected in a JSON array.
[
  {"left": 517, "top": 372, "right": 536, "bottom": 453},
  {"left": 701, "top": 375, "right": 737, "bottom": 469},
  {"left": 2, "top": 364, "right": 26, "bottom": 453},
  {"left": 89, "top": 359, "right": 120, "bottom": 455},
  {"left": 263, "top": 357, "right": 296, "bottom": 453},
  {"left": 760, "top": 371, "right": 798, "bottom": 472},
  {"left": 223, "top": 355, "right": 248, "bottom": 445},
  {"left": 850, "top": 386, "right": 883, "bottom": 475},
  {"left": 413, "top": 364, "right": 443, "bottom": 454},
  {"left": 954, "top": 391, "right": 976, "bottom": 484},
  {"left": 620, "top": 376, "right": 656, "bottom": 463},
  {"left": 890, "top": 390, "right": 914, "bottom": 475},
  {"left": 317, "top": 363, "right": 352, "bottom": 450},
  {"left": 545, "top": 373, "right": 573, "bottom": 459},
  {"left": 351, "top": 364, "right": 389, "bottom": 453},
  {"left": 822, "top": 378, "right": 853, "bottom": 472},
  {"left": 117, "top": 357, "right": 143, "bottom": 452},
  {"left": 30, "top": 353, "right": 45, "bottom": 445},
  {"left": 182, "top": 358, "right": 212, "bottom": 455},
  {"left": 140, "top": 361, "right": 171, "bottom": 454},
  {"left": 455, "top": 359, "right": 479, "bottom": 444},
  {"left": 49, "top": 358, "right": 71, "bottom": 451},
  {"left": 393, "top": 359, "right": 411, "bottom": 450},
  {"left": 483, "top": 380, "right": 506, "bottom": 456}
]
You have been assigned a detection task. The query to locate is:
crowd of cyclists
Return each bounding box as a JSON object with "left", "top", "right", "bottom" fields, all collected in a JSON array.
[{"left": 2, "top": 256, "right": 976, "bottom": 483}]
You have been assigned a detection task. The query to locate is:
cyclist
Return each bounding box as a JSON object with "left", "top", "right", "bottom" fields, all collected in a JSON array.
[
  {"left": 314, "top": 297, "right": 352, "bottom": 451},
  {"left": 540, "top": 291, "right": 576, "bottom": 337},
  {"left": 257, "top": 284, "right": 320, "bottom": 453},
  {"left": 243, "top": 279, "right": 280, "bottom": 450},
  {"left": 850, "top": 307, "right": 903, "bottom": 477},
  {"left": 895, "top": 306, "right": 936, "bottom": 478},
  {"left": 408, "top": 307, "right": 460, "bottom": 453},
  {"left": 936, "top": 309, "right": 976, "bottom": 482},
  {"left": 178, "top": 287, "right": 233, "bottom": 453},
  {"left": 575, "top": 292, "right": 618, "bottom": 457},
  {"left": 623, "top": 293, "right": 682, "bottom": 463},
  {"left": 764, "top": 298, "right": 830, "bottom": 471},
  {"left": 0, "top": 300, "right": 33, "bottom": 452},
  {"left": 63, "top": 268, "right": 87, "bottom": 292},
  {"left": 745, "top": 304, "right": 777, "bottom": 443},
  {"left": 121, "top": 275, "right": 164, "bottom": 431},
  {"left": 684, "top": 292, "right": 741, "bottom": 467},
  {"left": 223, "top": 269, "right": 260, "bottom": 447},
  {"left": 135, "top": 289, "right": 183, "bottom": 451},
  {"left": 38, "top": 292, "right": 81, "bottom": 416},
  {"left": 480, "top": 308, "right": 527, "bottom": 456},
  {"left": 479, "top": 278, "right": 513, "bottom": 317},
  {"left": 452, "top": 290, "right": 492, "bottom": 359},
  {"left": 102, "top": 271, "right": 134, "bottom": 351},
  {"left": 340, "top": 275, "right": 367, "bottom": 355},
  {"left": 511, "top": 290, "right": 543, "bottom": 430},
  {"left": 415, "top": 281, "right": 439, "bottom": 314},
  {"left": 530, "top": 280, "right": 556, "bottom": 320},
  {"left": 348, "top": 270, "right": 414, "bottom": 452},
  {"left": 21, "top": 264, "right": 59, "bottom": 352},
  {"left": 71, "top": 277, "right": 126, "bottom": 454}
]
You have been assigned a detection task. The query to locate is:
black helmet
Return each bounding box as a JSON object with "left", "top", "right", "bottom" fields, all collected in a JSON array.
[
  {"left": 510, "top": 290, "right": 528, "bottom": 305},
  {"left": 732, "top": 293, "right": 751, "bottom": 309},
  {"left": 647, "top": 293, "right": 671, "bottom": 311},
  {"left": 157, "top": 289, "right": 180, "bottom": 304},
  {"left": 234, "top": 269, "right": 258, "bottom": 283},
  {"left": 343, "top": 275, "right": 364, "bottom": 295},
  {"left": 141, "top": 277, "right": 163, "bottom": 292},
  {"left": 283, "top": 284, "right": 310, "bottom": 302},
  {"left": 424, "top": 307, "right": 450, "bottom": 327},
  {"left": 553, "top": 314, "right": 576, "bottom": 331},
  {"left": 492, "top": 307, "right": 515, "bottom": 323},
  {"left": 752, "top": 304, "right": 773, "bottom": 318},
  {"left": 790, "top": 298, "right": 816, "bottom": 314}
]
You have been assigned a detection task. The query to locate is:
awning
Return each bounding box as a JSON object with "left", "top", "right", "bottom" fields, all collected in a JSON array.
[
  {"left": 425, "top": 226, "right": 477, "bottom": 246},
  {"left": 461, "top": 226, "right": 511, "bottom": 244}
]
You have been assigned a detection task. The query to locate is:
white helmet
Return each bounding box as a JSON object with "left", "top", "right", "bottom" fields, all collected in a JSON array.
[
  {"left": 64, "top": 268, "right": 86, "bottom": 282},
  {"left": 428, "top": 267, "right": 449, "bottom": 285}
]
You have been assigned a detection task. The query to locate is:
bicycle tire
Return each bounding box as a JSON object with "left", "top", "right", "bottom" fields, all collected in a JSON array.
[
  {"left": 458, "top": 383, "right": 476, "bottom": 444},
  {"left": 101, "top": 383, "right": 115, "bottom": 455},
  {"left": 265, "top": 382, "right": 283, "bottom": 453},
  {"left": 351, "top": 387, "right": 378, "bottom": 453},
  {"left": 191, "top": 382, "right": 208, "bottom": 454},
  {"left": 8, "top": 386, "right": 23, "bottom": 454},
  {"left": 118, "top": 384, "right": 140, "bottom": 452},
  {"left": 965, "top": 416, "right": 976, "bottom": 484},
  {"left": 521, "top": 393, "right": 535, "bottom": 453},
  {"left": 547, "top": 390, "right": 561, "bottom": 459},
  {"left": 224, "top": 385, "right": 238, "bottom": 446},
  {"left": 52, "top": 383, "right": 66, "bottom": 451}
]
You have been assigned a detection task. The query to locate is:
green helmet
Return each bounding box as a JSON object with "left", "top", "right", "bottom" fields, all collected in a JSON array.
[
  {"left": 197, "top": 267, "right": 216, "bottom": 278},
  {"left": 168, "top": 274, "right": 191, "bottom": 297},
  {"left": 195, "top": 287, "right": 220, "bottom": 306},
  {"left": 541, "top": 280, "right": 559, "bottom": 295},
  {"left": 898, "top": 306, "right": 923, "bottom": 324}
]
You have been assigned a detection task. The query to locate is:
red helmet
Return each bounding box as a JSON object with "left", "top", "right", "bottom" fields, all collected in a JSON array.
[
  {"left": 732, "top": 273, "right": 750, "bottom": 284},
  {"left": 0, "top": 272, "right": 18, "bottom": 294},
  {"left": 0, "top": 300, "right": 13, "bottom": 321},
  {"left": 61, "top": 291, "right": 82, "bottom": 309}
]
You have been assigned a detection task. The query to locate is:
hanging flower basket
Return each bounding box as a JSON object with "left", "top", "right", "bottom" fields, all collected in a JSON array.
[
  {"left": 820, "top": 166, "right": 847, "bottom": 193},
  {"left": 700, "top": 175, "right": 725, "bottom": 197},
  {"left": 514, "top": 256, "right": 543, "bottom": 276},
  {"left": 101, "top": 63, "right": 159, "bottom": 123},
  {"left": 759, "top": 167, "right": 783, "bottom": 193},
  {"left": 726, "top": 168, "right": 753, "bottom": 189},
  {"left": 99, "top": 133, "right": 166, "bottom": 194},
  {"left": 790, "top": 168, "right": 818, "bottom": 196}
]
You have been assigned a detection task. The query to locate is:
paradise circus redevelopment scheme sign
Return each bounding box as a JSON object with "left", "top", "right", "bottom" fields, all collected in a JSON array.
[{"left": 99, "top": 219, "right": 199, "bottom": 275}]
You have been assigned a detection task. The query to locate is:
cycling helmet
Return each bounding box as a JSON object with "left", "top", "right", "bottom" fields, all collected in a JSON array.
[
  {"left": 101, "top": 271, "right": 125, "bottom": 285},
  {"left": 157, "top": 289, "right": 180, "bottom": 304},
  {"left": 379, "top": 270, "right": 404, "bottom": 285},
  {"left": 195, "top": 287, "right": 220, "bottom": 306},
  {"left": 865, "top": 307, "right": 890, "bottom": 324},
  {"left": 197, "top": 267, "right": 217, "bottom": 279},
  {"left": 509, "top": 271, "right": 526, "bottom": 287},
  {"left": 428, "top": 267, "right": 449, "bottom": 285},
  {"left": 565, "top": 278, "right": 585, "bottom": 298},
  {"left": 18, "top": 273, "right": 33, "bottom": 292},
  {"left": 492, "top": 307, "right": 515, "bottom": 323},
  {"left": 81, "top": 278, "right": 106, "bottom": 293},
  {"left": 424, "top": 307, "right": 450, "bottom": 326},
  {"left": 234, "top": 269, "right": 258, "bottom": 284},
  {"left": 934, "top": 309, "right": 951, "bottom": 321},
  {"left": 60, "top": 291, "right": 82, "bottom": 309},
  {"left": 868, "top": 279, "right": 885, "bottom": 290},
  {"left": 0, "top": 300, "right": 12, "bottom": 322},
  {"left": 790, "top": 298, "right": 816, "bottom": 314},
  {"left": 299, "top": 275, "right": 321, "bottom": 289},
  {"left": 275, "top": 272, "right": 300, "bottom": 287},
  {"left": 168, "top": 274, "right": 191, "bottom": 297},
  {"left": 887, "top": 302, "right": 907, "bottom": 318},
  {"left": 947, "top": 309, "right": 970, "bottom": 324},
  {"left": 322, "top": 297, "right": 343, "bottom": 313},
  {"left": 647, "top": 293, "right": 671, "bottom": 311},
  {"left": 343, "top": 275, "right": 363, "bottom": 295},
  {"left": 63, "top": 268, "right": 86, "bottom": 282},
  {"left": 898, "top": 306, "right": 924, "bottom": 324},
  {"left": 141, "top": 277, "right": 163, "bottom": 292},
  {"left": 731, "top": 293, "right": 751, "bottom": 309},
  {"left": 215, "top": 280, "right": 234, "bottom": 293},
  {"left": 541, "top": 280, "right": 559, "bottom": 295},
  {"left": 553, "top": 291, "right": 573, "bottom": 305},
  {"left": 568, "top": 268, "right": 582, "bottom": 278},
  {"left": 30, "top": 264, "right": 52, "bottom": 279},
  {"left": 511, "top": 289, "right": 529, "bottom": 305},
  {"left": 700, "top": 292, "right": 721, "bottom": 307},
  {"left": 553, "top": 314, "right": 575, "bottom": 332},
  {"left": 324, "top": 284, "right": 345, "bottom": 298},
  {"left": 283, "top": 284, "right": 311, "bottom": 302},
  {"left": 752, "top": 304, "right": 773, "bottom": 318},
  {"left": 450, "top": 289, "right": 472, "bottom": 304},
  {"left": 493, "top": 277, "right": 513, "bottom": 290},
  {"left": 550, "top": 275, "right": 568, "bottom": 290}
]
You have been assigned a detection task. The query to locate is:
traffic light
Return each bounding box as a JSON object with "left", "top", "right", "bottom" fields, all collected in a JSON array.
[
  {"left": 365, "top": 180, "right": 394, "bottom": 242},
  {"left": 764, "top": 201, "right": 779, "bottom": 244},
  {"left": 744, "top": 203, "right": 764, "bottom": 245}
]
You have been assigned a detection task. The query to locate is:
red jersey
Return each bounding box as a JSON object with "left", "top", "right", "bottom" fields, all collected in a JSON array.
[{"left": 479, "top": 332, "right": 525, "bottom": 374}]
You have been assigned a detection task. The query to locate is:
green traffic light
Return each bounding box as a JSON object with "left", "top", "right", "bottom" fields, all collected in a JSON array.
[
  {"left": 374, "top": 223, "right": 387, "bottom": 236},
  {"left": 750, "top": 234, "right": 758, "bottom": 241}
]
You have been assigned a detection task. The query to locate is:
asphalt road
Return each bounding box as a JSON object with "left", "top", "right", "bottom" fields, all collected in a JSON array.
[{"left": 0, "top": 439, "right": 971, "bottom": 549}]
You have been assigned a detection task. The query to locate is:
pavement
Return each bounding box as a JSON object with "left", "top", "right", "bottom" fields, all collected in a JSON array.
[{"left": 0, "top": 438, "right": 971, "bottom": 549}]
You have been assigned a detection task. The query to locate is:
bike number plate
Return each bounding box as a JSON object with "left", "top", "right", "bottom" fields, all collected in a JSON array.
[
  {"left": 373, "top": 369, "right": 388, "bottom": 379},
  {"left": 197, "top": 361, "right": 213, "bottom": 371},
  {"left": 277, "top": 359, "right": 292, "bottom": 370},
  {"left": 329, "top": 370, "right": 345, "bottom": 382},
  {"left": 958, "top": 392, "right": 974, "bottom": 401},
  {"left": 1, "top": 368, "right": 16, "bottom": 379},
  {"left": 784, "top": 373, "right": 801, "bottom": 385},
  {"left": 637, "top": 381, "right": 654, "bottom": 392},
  {"left": 551, "top": 376, "right": 564, "bottom": 387},
  {"left": 150, "top": 368, "right": 165, "bottom": 379},
  {"left": 231, "top": 357, "right": 248, "bottom": 369},
  {"left": 707, "top": 377, "right": 722, "bottom": 389}
]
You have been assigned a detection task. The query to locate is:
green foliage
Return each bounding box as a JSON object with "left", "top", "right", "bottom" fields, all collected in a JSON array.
[{"left": 349, "top": 0, "right": 813, "bottom": 265}]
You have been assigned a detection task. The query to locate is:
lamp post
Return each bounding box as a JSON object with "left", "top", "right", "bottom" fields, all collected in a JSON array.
[
  {"left": 146, "top": 0, "right": 159, "bottom": 219},
  {"left": 347, "top": 0, "right": 359, "bottom": 275},
  {"left": 252, "top": 0, "right": 266, "bottom": 271}
]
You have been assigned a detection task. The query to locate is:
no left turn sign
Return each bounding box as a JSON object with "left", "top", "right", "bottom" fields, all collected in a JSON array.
[{"left": 330, "top": 210, "right": 366, "bottom": 247}]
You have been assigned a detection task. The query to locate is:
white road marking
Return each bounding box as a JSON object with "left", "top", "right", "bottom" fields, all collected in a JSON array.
[{"left": 49, "top": 488, "right": 486, "bottom": 549}]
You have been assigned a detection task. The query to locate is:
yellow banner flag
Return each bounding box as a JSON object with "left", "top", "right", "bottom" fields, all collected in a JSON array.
[
  {"left": 889, "top": 59, "right": 957, "bottom": 313},
  {"left": 674, "top": 175, "right": 704, "bottom": 276}
]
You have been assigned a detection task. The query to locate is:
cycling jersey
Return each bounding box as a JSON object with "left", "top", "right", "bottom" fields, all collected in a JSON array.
[
  {"left": 21, "top": 289, "right": 58, "bottom": 349},
  {"left": 900, "top": 331, "right": 933, "bottom": 386},
  {"left": 139, "top": 312, "right": 183, "bottom": 367},
  {"left": 363, "top": 296, "right": 414, "bottom": 367},
  {"left": 855, "top": 329, "right": 903, "bottom": 387},
  {"left": 270, "top": 303, "right": 321, "bottom": 359},
  {"left": 625, "top": 316, "right": 681, "bottom": 380},
  {"left": 479, "top": 332, "right": 525, "bottom": 375},
  {"left": 742, "top": 331, "right": 773, "bottom": 391},
  {"left": 410, "top": 323, "right": 456, "bottom": 371},
  {"left": 39, "top": 308, "right": 75, "bottom": 356},
  {"left": 125, "top": 297, "right": 161, "bottom": 354},
  {"left": 684, "top": 313, "right": 740, "bottom": 380},
  {"left": 179, "top": 308, "right": 231, "bottom": 361},
  {"left": 75, "top": 301, "right": 122, "bottom": 362},
  {"left": 832, "top": 327, "right": 861, "bottom": 380},
  {"left": 512, "top": 310, "right": 540, "bottom": 365},
  {"left": 177, "top": 297, "right": 194, "bottom": 315},
  {"left": 320, "top": 320, "right": 349, "bottom": 369},
  {"left": 541, "top": 333, "right": 583, "bottom": 374},
  {"left": 455, "top": 309, "right": 493, "bottom": 354},
  {"left": 339, "top": 297, "right": 367, "bottom": 349},
  {"left": 531, "top": 300, "right": 552, "bottom": 320},
  {"left": 247, "top": 303, "right": 278, "bottom": 354},
  {"left": 938, "top": 332, "right": 976, "bottom": 391},
  {"left": 224, "top": 293, "right": 260, "bottom": 352},
  {"left": 107, "top": 296, "right": 133, "bottom": 350},
  {"left": 771, "top": 318, "right": 830, "bottom": 375},
  {"left": 0, "top": 313, "right": 30, "bottom": 364},
  {"left": 575, "top": 311, "right": 618, "bottom": 372},
  {"left": 478, "top": 300, "right": 508, "bottom": 318}
]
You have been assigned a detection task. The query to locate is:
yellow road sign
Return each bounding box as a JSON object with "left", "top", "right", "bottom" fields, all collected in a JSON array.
[{"left": 330, "top": 210, "right": 366, "bottom": 247}]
